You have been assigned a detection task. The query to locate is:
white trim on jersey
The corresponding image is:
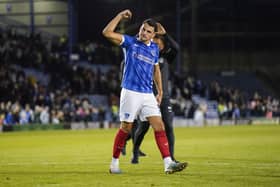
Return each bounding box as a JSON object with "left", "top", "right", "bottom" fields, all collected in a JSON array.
[{"left": 120, "top": 35, "right": 125, "bottom": 46}]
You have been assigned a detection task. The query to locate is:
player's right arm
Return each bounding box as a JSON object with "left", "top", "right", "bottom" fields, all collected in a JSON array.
[{"left": 102, "top": 9, "right": 132, "bottom": 45}]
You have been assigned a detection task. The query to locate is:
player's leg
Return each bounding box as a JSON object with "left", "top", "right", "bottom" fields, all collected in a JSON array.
[
  {"left": 142, "top": 93, "right": 187, "bottom": 173},
  {"left": 121, "top": 129, "right": 132, "bottom": 156},
  {"left": 110, "top": 121, "right": 132, "bottom": 174},
  {"left": 147, "top": 116, "right": 170, "bottom": 157},
  {"left": 110, "top": 88, "right": 142, "bottom": 174},
  {"left": 161, "top": 98, "right": 176, "bottom": 161},
  {"left": 131, "top": 120, "right": 150, "bottom": 163},
  {"left": 148, "top": 116, "right": 187, "bottom": 174},
  {"left": 122, "top": 120, "right": 141, "bottom": 156}
]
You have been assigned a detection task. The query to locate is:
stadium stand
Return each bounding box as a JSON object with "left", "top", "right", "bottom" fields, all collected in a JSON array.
[{"left": 0, "top": 24, "right": 279, "bottom": 129}]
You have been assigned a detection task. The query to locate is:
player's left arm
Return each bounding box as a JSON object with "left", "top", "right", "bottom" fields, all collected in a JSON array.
[{"left": 153, "top": 64, "right": 163, "bottom": 105}]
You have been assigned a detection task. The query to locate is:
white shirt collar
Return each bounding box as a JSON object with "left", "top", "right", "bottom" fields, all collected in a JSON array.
[{"left": 137, "top": 37, "right": 151, "bottom": 46}]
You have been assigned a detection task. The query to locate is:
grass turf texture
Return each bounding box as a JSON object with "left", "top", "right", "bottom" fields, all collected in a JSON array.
[{"left": 0, "top": 125, "right": 280, "bottom": 187}]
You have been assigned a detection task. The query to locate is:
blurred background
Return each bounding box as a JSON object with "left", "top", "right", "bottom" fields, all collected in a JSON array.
[{"left": 0, "top": 0, "right": 280, "bottom": 130}]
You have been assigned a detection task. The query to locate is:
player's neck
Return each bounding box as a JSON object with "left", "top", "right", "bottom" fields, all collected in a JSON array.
[
  {"left": 143, "top": 41, "right": 151, "bottom": 45},
  {"left": 137, "top": 37, "right": 151, "bottom": 46},
  {"left": 141, "top": 39, "right": 151, "bottom": 46}
]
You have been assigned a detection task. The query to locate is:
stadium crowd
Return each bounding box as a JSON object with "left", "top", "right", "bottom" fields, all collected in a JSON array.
[
  {"left": 0, "top": 28, "right": 279, "bottom": 127},
  {"left": 170, "top": 74, "right": 280, "bottom": 120}
]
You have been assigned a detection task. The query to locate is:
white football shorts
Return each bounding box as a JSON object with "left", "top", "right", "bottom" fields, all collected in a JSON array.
[{"left": 119, "top": 88, "right": 161, "bottom": 122}]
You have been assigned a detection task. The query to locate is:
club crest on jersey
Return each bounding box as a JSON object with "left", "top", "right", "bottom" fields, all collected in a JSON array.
[
  {"left": 124, "top": 113, "right": 130, "bottom": 119},
  {"left": 151, "top": 50, "right": 156, "bottom": 57}
]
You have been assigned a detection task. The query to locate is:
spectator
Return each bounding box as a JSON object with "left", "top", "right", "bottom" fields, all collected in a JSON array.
[{"left": 40, "top": 106, "right": 50, "bottom": 124}]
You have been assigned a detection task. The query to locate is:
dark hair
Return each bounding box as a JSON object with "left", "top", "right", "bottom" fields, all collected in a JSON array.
[{"left": 142, "top": 18, "right": 158, "bottom": 32}]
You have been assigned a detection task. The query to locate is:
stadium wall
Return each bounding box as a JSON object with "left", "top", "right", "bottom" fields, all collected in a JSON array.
[
  {"left": 173, "top": 117, "right": 280, "bottom": 127},
  {"left": 34, "top": 0, "right": 68, "bottom": 36},
  {"left": 0, "top": 0, "right": 68, "bottom": 36},
  {"left": 1, "top": 118, "right": 279, "bottom": 133}
]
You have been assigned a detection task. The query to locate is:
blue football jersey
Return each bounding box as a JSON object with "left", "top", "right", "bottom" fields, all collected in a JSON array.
[{"left": 120, "top": 35, "right": 159, "bottom": 93}]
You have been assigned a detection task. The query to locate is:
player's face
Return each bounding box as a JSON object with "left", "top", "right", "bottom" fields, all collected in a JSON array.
[{"left": 138, "top": 23, "right": 155, "bottom": 43}]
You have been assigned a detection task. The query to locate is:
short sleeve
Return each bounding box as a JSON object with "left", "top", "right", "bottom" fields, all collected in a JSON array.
[{"left": 120, "top": 34, "right": 135, "bottom": 48}]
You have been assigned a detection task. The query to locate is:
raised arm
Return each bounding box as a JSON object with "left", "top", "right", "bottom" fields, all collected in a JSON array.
[
  {"left": 155, "top": 22, "right": 180, "bottom": 62},
  {"left": 102, "top": 9, "right": 132, "bottom": 45}
]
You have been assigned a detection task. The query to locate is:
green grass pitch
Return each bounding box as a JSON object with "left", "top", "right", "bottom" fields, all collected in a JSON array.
[{"left": 0, "top": 125, "right": 280, "bottom": 187}]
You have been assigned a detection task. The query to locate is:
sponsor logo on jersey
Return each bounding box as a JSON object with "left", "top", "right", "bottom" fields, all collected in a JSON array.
[{"left": 132, "top": 52, "right": 154, "bottom": 65}]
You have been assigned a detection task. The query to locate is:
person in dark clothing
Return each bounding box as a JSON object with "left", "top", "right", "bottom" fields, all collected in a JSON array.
[{"left": 131, "top": 23, "right": 180, "bottom": 164}]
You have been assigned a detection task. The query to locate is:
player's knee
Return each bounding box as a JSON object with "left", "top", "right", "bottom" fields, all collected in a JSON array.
[
  {"left": 147, "top": 117, "right": 165, "bottom": 131},
  {"left": 120, "top": 121, "right": 133, "bottom": 133},
  {"left": 152, "top": 121, "right": 165, "bottom": 131}
]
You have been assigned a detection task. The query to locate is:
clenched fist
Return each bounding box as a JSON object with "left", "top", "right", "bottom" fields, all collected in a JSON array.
[{"left": 118, "top": 9, "right": 132, "bottom": 20}]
